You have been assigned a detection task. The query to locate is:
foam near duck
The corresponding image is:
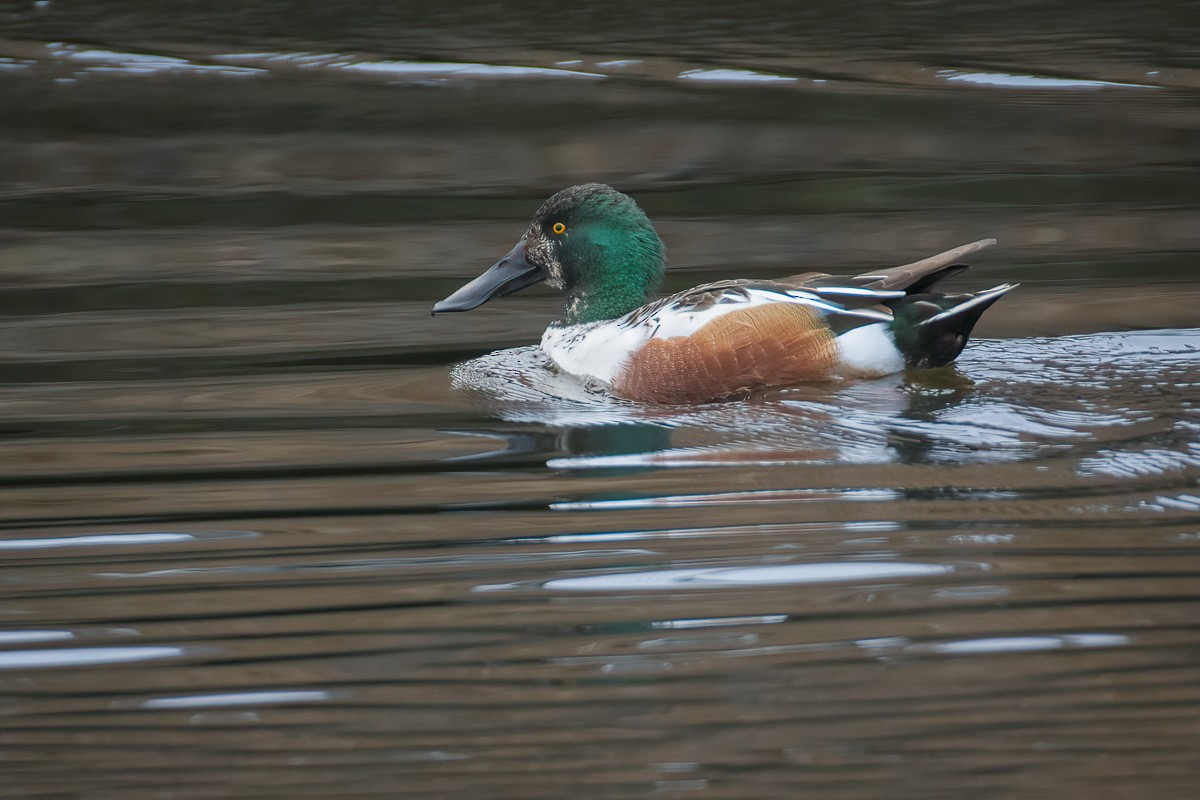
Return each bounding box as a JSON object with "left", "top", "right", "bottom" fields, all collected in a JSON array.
[{"left": 433, "top": 183, "right": 1015, "bottom": 404}]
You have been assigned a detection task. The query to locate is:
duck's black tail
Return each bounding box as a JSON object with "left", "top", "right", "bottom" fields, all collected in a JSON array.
[{"left": 888, "top": 284, "right": 1017, "bottom": 368}]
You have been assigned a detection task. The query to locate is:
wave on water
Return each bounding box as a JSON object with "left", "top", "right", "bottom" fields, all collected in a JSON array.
[{"left": 449, "top": 329, "right": 1200, "bottom": 470}]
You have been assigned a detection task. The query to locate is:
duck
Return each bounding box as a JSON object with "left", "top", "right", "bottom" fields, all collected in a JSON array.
[{"left": 432, "top": 183, "right": 1015, "bottom": 404}]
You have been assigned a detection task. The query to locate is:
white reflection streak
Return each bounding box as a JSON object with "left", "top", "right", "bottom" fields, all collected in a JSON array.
[
  {"left": 0, "top": 646, "right": 183, "bottom": 669},
  {"left": 215, "top": 52, "right": 605, "bottom": 80},
  {"left": 918, "top": 633, "right": 1130, "bottom": 655},
  {"left": 142, "top": 690, "right": 330, "bottom": 709},
  {"left": 1153, "top": 493, "right": 1200, "bottom": 510},
  {"left": 547, "top": 450, "right": 818, "bottom": 468},
  {"left": 541, "top": 562, "right": 954, "bottom": 591},
  {"left": 652, "top": 615, "right": 788, "bottom": 629},
  {"left": 0, "top": 630, "right": 75, "bottom": 645},
  {"left": 679, "top": 68, "right": 798, "bottom": 83},
  {"left": 47, "top": 45, "right": 265, "bottom": 76},
  {"left": 939, "top": 70, "right": 1155, "bottom": 90},
  {"left": 61, "top": 48, "right": 189, "bottom": 65},
  {"left": 551, "top": 488, "right": 899, "bottom": 510},
  {"left": 340, "top": 61, "right": 605, "bottom": 79},
  {"left": 534, "top": 520, "right": 901, "bottom": 544},
  {"left": 101, "top": 548, "right": 655, "bottom": 579},
  {"left": 0, "top": 532, "right": 194, "bottom": 550},
  {"left": 555, "top": 641, "right": 837, "bottom": 667}
]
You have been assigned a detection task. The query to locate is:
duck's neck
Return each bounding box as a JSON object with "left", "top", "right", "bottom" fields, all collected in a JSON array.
[
  {"left": 565, "top": 279, "right": 655, "bottom": 325},
  {"left": 561, "top": 226, "right": 664, "bottom": 325}
]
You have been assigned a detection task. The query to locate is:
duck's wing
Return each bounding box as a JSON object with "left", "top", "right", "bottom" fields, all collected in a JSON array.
[
  {"left": 779, "top": 239, "right": 997, "bottom": 294},
  {"left": 617, "top": 278, "right": 903, "bottom": 339},
  {"left": 618, "top": 280, "right": 761, "bottom": 329},
  {"left": 854, "top": 238, "right": 997, "bottom": 292}
]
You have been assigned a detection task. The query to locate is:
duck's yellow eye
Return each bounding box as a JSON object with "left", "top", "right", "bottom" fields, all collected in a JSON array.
[{"left": 552, "top": 222, "right": 566, "bottom": 235}]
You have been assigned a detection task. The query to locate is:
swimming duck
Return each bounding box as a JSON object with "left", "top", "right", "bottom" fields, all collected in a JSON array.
[{"left": 433, "top": 183, "right": 1014, "bottom": 404}]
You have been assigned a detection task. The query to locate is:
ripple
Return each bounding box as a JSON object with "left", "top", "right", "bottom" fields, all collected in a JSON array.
[
  {"left": 22, "top": 45, "right": 610, "bottom": 84},
  {"left": 1080, "top": 444, "right": 1200, "bottom": 479},
  {"left": 0, "top": 630, "right": 75, "bottom": 645},
  {"left": 938, "top": 70, "right": 1155, "bottom": 90},
  {"left": 99, "top": 548, "right": 655, "bottom": 579},
  {"left": 916, "top": 633, "right": 1131, "bottom": 655},
  {"left": 0, "top": 532, "right": 195, "bottom": 550},
  {"left": 516, "top": 521, "right": 898, "bottom": 546},
  {"left": 0, "top": 646, "right": 184, "bottom": 670},
  {"left": 1147, "top": 493, "right": 1200, "bottom": 511},
  {"left": 536, "top": 561, "right": 957, "bottom": 592},
  {"left": 0, "top": 530, "right": 255, "bottom": 550},
  {"left": 546, "top": 448, "right": 826, "bottom": 469},
  {"left": 679, "top": 68, "right": 799, "bottom": 83},
  {"left": 338, "top": 60, "right": 605, "bottom": 80},
  {"left": 0, "top": 57, "right": 34, "bottom": 71},
  {"left": 451, "top": 331, "right": 1200, "bottom": 473},
  {"left": 550, "top": 488, "right": 899, "bottom": 509},
  {"left": 652, "top": 614, "right": 789, "bottom": 629},
  {"left": 44, "top": 44, "right": 265, "bottom": 77},
  {"left": 214, "top": 52, "right": 605, "bottom": 81},
  {"left": 140, "top": 690, "right": 331, "bottom": 709}
]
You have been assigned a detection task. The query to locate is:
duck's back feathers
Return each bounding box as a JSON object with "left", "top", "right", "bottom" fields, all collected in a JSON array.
[{"left": 620, "top": 280, "right": 893, "bottom": 334}]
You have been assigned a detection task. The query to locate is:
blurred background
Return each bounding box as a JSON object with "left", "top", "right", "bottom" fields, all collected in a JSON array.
[{"left": 2, "top": 2, "right": 1199, "bottom": 798}]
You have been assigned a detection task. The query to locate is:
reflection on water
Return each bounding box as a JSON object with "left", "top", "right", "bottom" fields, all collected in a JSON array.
[{"left": 3, "top": 1, "right": 1200, "bottom": 797}]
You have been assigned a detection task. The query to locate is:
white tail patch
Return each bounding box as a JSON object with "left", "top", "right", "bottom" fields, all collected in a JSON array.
[{"left": 835, "top": 322, "right": 905, "bottom": 377}]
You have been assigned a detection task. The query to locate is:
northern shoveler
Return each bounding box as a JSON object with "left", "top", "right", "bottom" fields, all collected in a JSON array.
[{"left": 433, "top": 183, "right": 1015, "bottom": 404}]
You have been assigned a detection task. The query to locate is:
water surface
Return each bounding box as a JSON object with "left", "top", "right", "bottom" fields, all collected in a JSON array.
[{"left": 2, "top": 2, "right": 1200, "bottom": 798}]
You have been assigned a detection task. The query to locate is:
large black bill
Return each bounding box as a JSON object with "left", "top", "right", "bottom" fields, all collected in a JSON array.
[{"left": 432, "top": 240, "right": 545, "bottom": 315}]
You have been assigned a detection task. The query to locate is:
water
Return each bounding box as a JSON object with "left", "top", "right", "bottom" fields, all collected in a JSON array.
[{"left": 3, "top": 2, "right": 1200, "bottom": 797}]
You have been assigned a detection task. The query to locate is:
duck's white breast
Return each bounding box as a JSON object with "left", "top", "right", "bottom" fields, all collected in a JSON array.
[
  {"left": 539, "top": 296, "right": 774, "bottom": 384},
  {"left": 540, "top": 322, "right": 643, "bottom": 384}
]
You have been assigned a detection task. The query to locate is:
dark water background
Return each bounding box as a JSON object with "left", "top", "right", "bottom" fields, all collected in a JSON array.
[{"left": 3, "top": 2, "right": 1200, "bottom": 798}]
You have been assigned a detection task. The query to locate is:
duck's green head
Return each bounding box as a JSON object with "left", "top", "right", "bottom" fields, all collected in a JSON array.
[{"left": 433, "top": 183, "right": 665, "bottom": 325}]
